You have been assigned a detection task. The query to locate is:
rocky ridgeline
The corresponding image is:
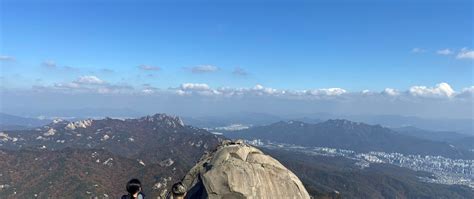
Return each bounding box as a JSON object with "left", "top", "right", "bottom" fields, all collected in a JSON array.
[
  {"left": 135, "top": 114, "right": 185, "bottom": 128},
  {"left": 0, "top": 113, "right": 210, "bottom": 152}
]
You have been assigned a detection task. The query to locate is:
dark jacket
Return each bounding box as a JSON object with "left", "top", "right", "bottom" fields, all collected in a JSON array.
[{"left": 121, "top": 193, "right": 145, "bottom": 199}]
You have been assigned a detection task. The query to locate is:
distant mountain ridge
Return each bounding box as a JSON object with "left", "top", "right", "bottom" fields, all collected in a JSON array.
[
  {"left": 1, "top": 114, "right": 219, "bottom": 160},
  {"left": 0, "top": 113, "right": 221, "bottom": 198},
  {"left": 391, "top": 126, "right": 470, "bottom": 142},
  {"left": 0, "top": 113, "right": 51, "bottom": 130},
  {"left": 185, "top": 112, "right": 473, "bottom": 135},
  {"left": 300, "top": 113, "right": 474, "bottom": 136},
  {"left": 226, "top": 119, "right": 474, "bottom": 159},
  {"left": 182, "top": 112, "right": 284, "bottom": 128}
]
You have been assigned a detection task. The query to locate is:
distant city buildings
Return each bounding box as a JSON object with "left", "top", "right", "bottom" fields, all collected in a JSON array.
[{"left": 246, "top": 139, "right": 474, "bottom": 189}]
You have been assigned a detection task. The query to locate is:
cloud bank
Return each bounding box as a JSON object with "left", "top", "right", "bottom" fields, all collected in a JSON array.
[
  {"left": 2, "top": 79, "right": 472, "bottom": 119},
  {"left": 25, "top": 77, "right": 473, "bottom": 101}
]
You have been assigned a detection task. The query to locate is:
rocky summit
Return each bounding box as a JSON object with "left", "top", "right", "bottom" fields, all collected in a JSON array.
[{"left": 170, "top": 140, "right": 310, "bottom": 199}]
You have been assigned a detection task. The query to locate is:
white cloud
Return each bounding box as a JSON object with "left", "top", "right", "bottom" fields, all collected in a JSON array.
[
  {"left": 94, "top": 85, "right": 133, "bottom": 94},
  {"left": 142, "top": 89, "right": 155, "bottom": 94},
  {"left": 411, "top": 48, "right": 426, "bottom": 53},
  {"left": 253, "top": 84, "right": 264, "bottom": 90},
  {"left": 176, "top": 90, "right": 186, "bottom": 96},
  {"left": 457, "top": 86, "right": 474, "bottom": 98},
  {"left": 138, "top": 65, "right": 161, "bottom": 71},
  {"left": 461, "top": 86, "right": 474, "bottom": 93},
  {"left": 177, "top": 83, "right": 222, "bottom": 96},
  {"left": 43, "top": 77, "right": 132, "bottom": 94},
  {"left": 251, "top": 84, "right": 280, "bottom": 95},
  {"left": 42, "top": 60, "right": 57, "bottom": 68},
  {"left": 456, "top": 48, "right": 474, "bottom": 60},
  {"left": 141, "top": 84, "right": 159, "bottom": 94},
  {"left": 180, "top": 83, "right": 210, "bottom": 91},
  {"left": 409, "top": 82, "right": 455, "bottom": 98},
  {"left": 436, "top": 49, "right": 453, "bottom": 55},
  {"left": 306, "top": 88, "right": 347, "bottom": 96},
  {"left": 40, "top": 60, "right": 80, "bottom": 72},
  {"left": 190, "top": 65, "right": 219, "bottom": 73},
  {"left": 233, "top": 67, "right": 248, "bottom": 76},
  {"left": 74, "top": 76, "right": 105, "bottom": 85},
  {"left": 382, "top": 88, "right": 399, "bottom": 96},
  {"left": 0, "top": 55, "right": 15, "bottom": 61},
  {"left": 54, "top": 82, "right": 81, "bottom": 89}
]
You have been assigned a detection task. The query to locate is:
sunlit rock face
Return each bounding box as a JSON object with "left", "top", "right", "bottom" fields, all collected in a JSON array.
[{"left": 175, "top": 140, "right": 310, "bottom": 199}]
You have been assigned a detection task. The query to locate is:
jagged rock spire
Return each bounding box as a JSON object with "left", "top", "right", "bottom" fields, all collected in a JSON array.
[{"left": 139, "top": 113, "right": 185, "bottom": 128}]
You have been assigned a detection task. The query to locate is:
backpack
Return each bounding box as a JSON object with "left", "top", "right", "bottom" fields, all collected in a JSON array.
[{"left": 121, "top": 193, "right": 145, "bottom": 199}]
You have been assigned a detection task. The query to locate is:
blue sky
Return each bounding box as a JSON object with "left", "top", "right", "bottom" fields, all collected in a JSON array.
[
  {"left": 0, "top": 0, "right": 473, "bottom": 119},
  {"left": 1, "top": 0, "right": 472, "bottom": 91}
]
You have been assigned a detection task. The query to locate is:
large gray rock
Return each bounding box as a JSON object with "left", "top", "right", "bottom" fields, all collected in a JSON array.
[{"left": 170, "top": 140, "right": 310, "bottom": 199}]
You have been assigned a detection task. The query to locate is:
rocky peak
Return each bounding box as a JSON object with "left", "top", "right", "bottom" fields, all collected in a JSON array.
[
  {"left": 139, "top": 113, "right": 185, "bottom": 128},
  {"left": 323, "top": 119, "right": 386, "bottom": 132},
  {"left": 168, "top": 140, "right": 310, "bottom": 198},
  {"left": 45, "top": 119, "right": 69, "bottom": 128},
  {"left": 65, "top": 119, "right": 93, "bottom": 130},
  {"left": 324, "top": 119, "right": 362, "bottom": 127}
]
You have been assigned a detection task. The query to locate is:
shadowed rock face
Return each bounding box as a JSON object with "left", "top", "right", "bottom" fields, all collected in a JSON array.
[{"left": 172, "top": 140, "right": 310, "bottom": 199}]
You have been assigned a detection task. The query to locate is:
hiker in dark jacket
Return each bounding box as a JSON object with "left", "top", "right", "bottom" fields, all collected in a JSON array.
[{"left": 121, "top": 178, "right": 145, "bottom": 199}]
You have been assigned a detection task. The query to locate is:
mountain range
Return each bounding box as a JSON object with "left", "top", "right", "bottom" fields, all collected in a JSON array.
[
  {"left": 0, "top": 114, "right": 220, "bottom": 198},
  {"left": 225, "top": 120, "right": 474, "bottom": 159},
  {"left": 184, "top": 112, "right": 474, "bottom": 136},
  {"left": 0, "top": 113, "right": 473, "bottom": 198}
]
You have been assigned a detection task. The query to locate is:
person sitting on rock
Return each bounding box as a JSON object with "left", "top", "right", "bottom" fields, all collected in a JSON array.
[
  {"left": 169, "top": 182, "right": 187, "bottom": 199},
  {"left": 122, "top": 178, "right": 145, "bottom": 199}
]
